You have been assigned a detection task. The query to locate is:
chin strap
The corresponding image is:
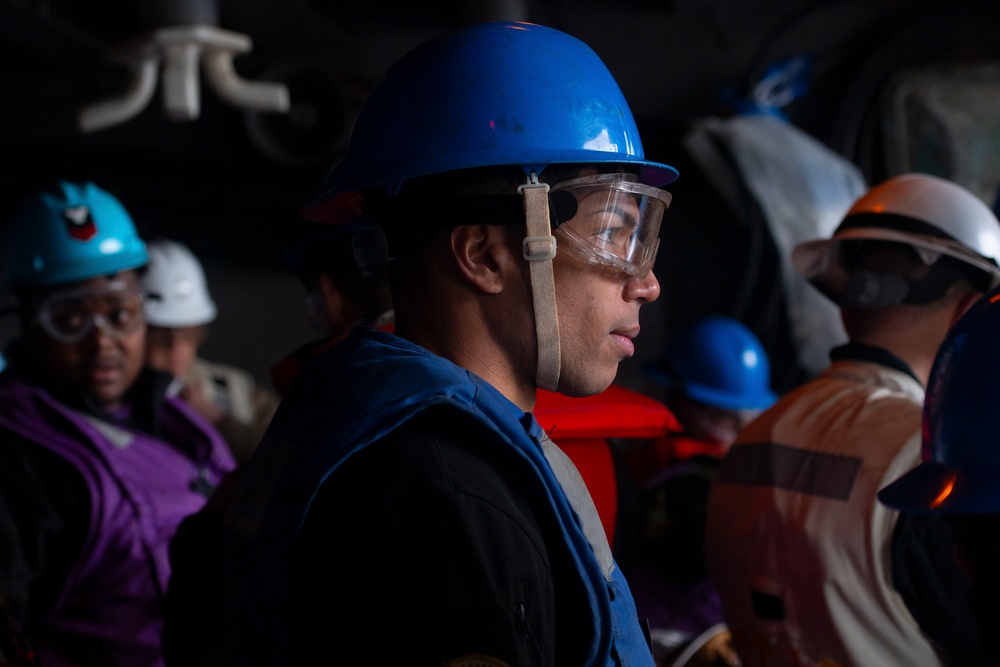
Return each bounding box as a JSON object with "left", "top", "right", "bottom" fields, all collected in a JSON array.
[{"left": 519, "top": 172, "right": 561, "bottom": 392}]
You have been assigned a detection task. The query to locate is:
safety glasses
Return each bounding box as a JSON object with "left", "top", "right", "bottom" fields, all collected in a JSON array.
[
  {"left": 550, "top": 173, "right": 672, "bottom": 277},
  {"left": 35, "top": 280, "right": 145, "bottom": 344}
]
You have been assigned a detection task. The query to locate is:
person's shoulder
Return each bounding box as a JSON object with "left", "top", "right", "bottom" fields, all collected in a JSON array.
[
  {"left": 0, "top": 425, "right": 84, "bottom": 479},
  {"left": 343, "top": 405, "right": 530, "bottom": 493},
  {"left": 0, "top": 373, "right": 84, "bottom": 448},
  {"left": 0, "top": 424, "right": 91, "bottom": 528},
  {"left": 312, "top": 403, "right": 550, "bottom": 535}
]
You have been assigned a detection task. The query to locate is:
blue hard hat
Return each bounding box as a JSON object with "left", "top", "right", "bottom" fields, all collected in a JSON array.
[
  {"left": 650, "top": 316, "right": 777, "bottom": 411},
  {"left": 303, "top": 21, "right": 678, "bottom": 222},
  {"left": 5, "top": 181, "right": 148, "bottom": 287},
  {"left": 879, "top": 287, "right": 1000, "bottom": 514}
]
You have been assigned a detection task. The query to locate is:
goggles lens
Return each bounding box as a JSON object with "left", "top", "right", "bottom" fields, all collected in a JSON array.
[
  {"left": 551, "top": 173, "right": 671, "bottom": 277},
  {"left": 36, "top": 281, "right": 145, "bottom": 344}
]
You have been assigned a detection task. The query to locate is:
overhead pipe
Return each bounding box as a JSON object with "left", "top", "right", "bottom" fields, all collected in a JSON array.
[{"left": 78, "top": 14, "right": 289, "bottom": 132}]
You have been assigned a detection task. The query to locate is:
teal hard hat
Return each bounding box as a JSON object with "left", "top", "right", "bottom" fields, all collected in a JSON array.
[
  {"left": 879, "top": 286, "right": 1000, "bottom": 514},
  {"left": 650, "top": 316, "right": 777, "bottom": 411},
  {"left": 303, "top": 20, "right": 678, "bottom": 223},
  {"left": 5, "top": 181, "right": 148, "bottom": 287}
]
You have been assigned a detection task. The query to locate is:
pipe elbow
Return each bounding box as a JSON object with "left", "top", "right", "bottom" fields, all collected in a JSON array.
[
  {"left": 78, "top": 58, "right": 159, "bottom": 133},
  {"left": 202, "top": 48, "right": 290, "bottom": 113}
]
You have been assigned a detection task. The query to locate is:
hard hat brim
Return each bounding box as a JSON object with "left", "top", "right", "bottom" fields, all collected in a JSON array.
[
  {"left": 642, "top": 363, "right": 777, "bottom": 411},
  {"left": 792, "top": 227, "right": 1000, "bottom": 302},
  {"left": 878, "top": 460, "right": 1000, "bottom": 514}
]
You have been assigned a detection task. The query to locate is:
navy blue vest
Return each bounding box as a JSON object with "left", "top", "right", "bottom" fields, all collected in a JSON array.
[{"left": 223, "top": 328, "right": 652, "bottom": 665}]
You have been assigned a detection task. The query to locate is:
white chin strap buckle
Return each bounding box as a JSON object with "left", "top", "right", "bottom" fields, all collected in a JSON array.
[{"left": 523, "top": 235, "right": 557, "bottom": 261}]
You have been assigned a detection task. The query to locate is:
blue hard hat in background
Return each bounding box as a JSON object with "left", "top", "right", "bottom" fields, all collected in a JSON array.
[
  {"left": 879, "top": 287, "right": 1000, "bottom": 514},
  {"left": 4, "top": 181, "right": 148, "bottom": 287},
  {"left": 304, "top": 20, "right": 678, "bottom": 223},
  {"left": 649, "top": 315, "right": 777, "bottom": 411}
]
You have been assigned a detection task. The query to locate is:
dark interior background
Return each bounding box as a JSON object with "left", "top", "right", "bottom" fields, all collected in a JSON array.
[{"left": 2, "top": 0, "right": 1000, "bottom": 396}]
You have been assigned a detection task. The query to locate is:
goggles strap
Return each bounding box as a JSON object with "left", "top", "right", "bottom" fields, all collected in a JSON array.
[{"left": 519, "top": 174, "right": 561, "bottom": 392}]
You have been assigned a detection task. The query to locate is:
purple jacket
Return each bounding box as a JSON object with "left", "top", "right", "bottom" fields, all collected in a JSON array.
[{"left": 0, "top": 373, "right": 235, "bottom": 667}]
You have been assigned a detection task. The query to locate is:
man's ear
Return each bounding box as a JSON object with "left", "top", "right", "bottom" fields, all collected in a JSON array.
[{"left": 449, "top": 224, "right": 512, "bottom": 295}]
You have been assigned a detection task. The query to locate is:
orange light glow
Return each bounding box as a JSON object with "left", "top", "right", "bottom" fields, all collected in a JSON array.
[
  {"left": 990, "top": 292, "right": 1000, "bottom": 304},
  {"left": 872, "top": 204, "right": 885, "bottom": 213},
  {"left": 930, "top": 473, "right": 958, "bottom": 508}
]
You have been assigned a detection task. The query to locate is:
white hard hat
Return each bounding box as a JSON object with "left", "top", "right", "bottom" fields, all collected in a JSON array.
[
  {"left": 792, "top": 173, "right": 1000, "bottom": 304},
  {"left": 142, "top": 239, "right": 217, "bottom": 327}
]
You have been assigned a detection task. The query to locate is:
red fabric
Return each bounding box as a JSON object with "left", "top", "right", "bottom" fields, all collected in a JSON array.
[
  {"left": 533, "top": 385, "right": 679, "bottom": 439},
  {"left": 667, "top": 435, "right": 726, "bottom": 463},
  {"left": 533, "top": 385, "right": 677, "bottom": 546}
]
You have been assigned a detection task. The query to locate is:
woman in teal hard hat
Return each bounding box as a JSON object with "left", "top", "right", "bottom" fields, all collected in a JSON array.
[{"left": 0, "top": 181, "right": 235, "bottom": 667}]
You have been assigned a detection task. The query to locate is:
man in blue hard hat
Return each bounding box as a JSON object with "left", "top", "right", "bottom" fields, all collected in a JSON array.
[
  {"left": 0, "top": 181, "right": 235, "bottom": 667},
  {"left": 223, "top": 21, "right": 674, "bottom": 667},
  {"left": 705, "top": 173, "right": 1000, "bottom": 667},
  {"left": 632, "top": 315, "right": 777, "bottom": 479}
]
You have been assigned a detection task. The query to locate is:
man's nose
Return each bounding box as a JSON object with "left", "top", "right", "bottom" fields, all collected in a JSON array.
[{"left": 625, "top": 268, "right": 660, "bottom": 304}]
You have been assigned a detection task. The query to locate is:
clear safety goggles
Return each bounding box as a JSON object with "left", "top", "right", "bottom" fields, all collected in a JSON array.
[
  {"left": 35, "top": 280, "right": 145, "bottom": 344},
  {"left": 550, "top": 173, "right": 672, "bottom": 277}
]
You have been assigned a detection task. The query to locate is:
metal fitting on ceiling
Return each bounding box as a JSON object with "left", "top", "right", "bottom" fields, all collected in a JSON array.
[{"left": 78, "top": 3, "right": 289, "bottom": 133}]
